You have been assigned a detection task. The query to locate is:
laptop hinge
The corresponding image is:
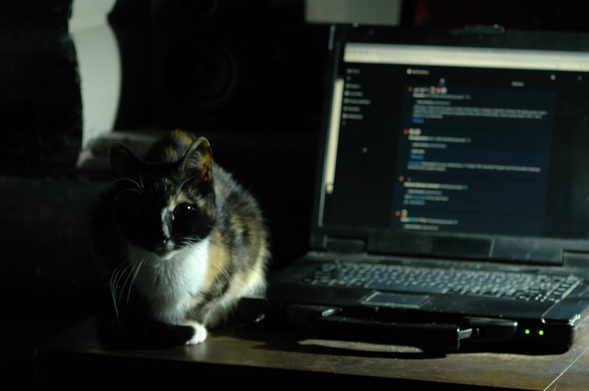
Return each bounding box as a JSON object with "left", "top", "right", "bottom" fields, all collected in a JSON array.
[
  {"left": 326, "top": 237, "right": 367, "bottom": 254},
  {"left": 563, "top": 251, "right": 589, "bottom": 267}
]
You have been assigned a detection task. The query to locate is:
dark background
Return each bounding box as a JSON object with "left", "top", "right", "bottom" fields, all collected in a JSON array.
[{"left": 1, "top": 0, "right": 589, "bottom": 386}]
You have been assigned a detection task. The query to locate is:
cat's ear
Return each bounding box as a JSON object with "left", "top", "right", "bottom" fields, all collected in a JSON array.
[
  {"left": 181, "top": 137, "right": 214, "bottom": 184},
  {"left": 111, "top": 143, "right": 142, "bottom": 182}
]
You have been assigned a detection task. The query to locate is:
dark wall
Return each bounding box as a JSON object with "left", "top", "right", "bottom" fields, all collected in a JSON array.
[{"left": 406, "top": 0, "right": 589, "bottom": 31}]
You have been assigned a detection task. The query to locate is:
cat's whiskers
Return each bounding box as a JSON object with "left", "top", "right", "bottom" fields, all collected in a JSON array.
[
  {"left": 116, "top": 187, "right": 143, "bottom": 198},
  {"left": 108, "top": 250, "right": 137, "bottom": 308},
  {"left": 116, "top": 262, "right": 137, "bottom": 308},
  {"left": 112, "top": 177, "right": 146, "bottom": 204},
  {"left": 99, "top": 245, "right": 131, "bottom": 278},
  {"left": 103, "top": 259, "right": 126, "bottom": 288},
  {"left": 138, "top": 166, "right": 146, "bottom": 192},
  {"left": 109, "top": 262, "right": 129, "bottom": 321},
  {"left": 127, "top": 259, "right": 145, "bottom": 304},
  {"left": 109, "top": 254, "right": 147, "bottom": 321},
  {"left": 112, "top": 177, "right": 144, "bottom": 192},
  {"left": 120, "top": 258, "right": 145, "bottom": 307}
]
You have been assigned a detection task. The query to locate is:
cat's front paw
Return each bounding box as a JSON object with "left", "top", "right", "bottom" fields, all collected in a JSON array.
[{"left": 186, "top": 323, "right": 208, "bottom": 345}]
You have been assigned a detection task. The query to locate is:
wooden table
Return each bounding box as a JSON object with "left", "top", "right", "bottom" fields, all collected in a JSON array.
[{"left": 34, "top": 316, "right": 589, "bottom": 390}]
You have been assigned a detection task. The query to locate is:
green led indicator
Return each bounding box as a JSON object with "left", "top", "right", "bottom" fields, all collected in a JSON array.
[
  {"left": 525, "top": 329, "right": 530, "bottom": 335},
  {"left": 539, "top": 330, "right": 544, "bottom": 336}
]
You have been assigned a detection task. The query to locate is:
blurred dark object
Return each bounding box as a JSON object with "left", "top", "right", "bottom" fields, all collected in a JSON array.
[
  {"left": 0, "top": 173, "right": 104, "bottom": 388},
  {"left": 148, "top": 0, "right": 328, "bottom": 132},
  {"left": 0, "top": 0, "right": 82, "bottom": 168}
]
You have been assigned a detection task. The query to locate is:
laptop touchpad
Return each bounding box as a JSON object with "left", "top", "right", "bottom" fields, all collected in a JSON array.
[{"left": 363, "top": 293, "right": 430, "bottom": 308}]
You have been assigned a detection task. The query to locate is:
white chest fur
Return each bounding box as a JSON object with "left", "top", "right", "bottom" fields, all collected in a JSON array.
[{"left": 127, "top": 237, "right": 211, "bottom": 325}]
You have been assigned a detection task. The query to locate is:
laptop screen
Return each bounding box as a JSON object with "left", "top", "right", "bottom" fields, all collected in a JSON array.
[{"left": 315, "top": 25, "right": 589, "bottom": 262}]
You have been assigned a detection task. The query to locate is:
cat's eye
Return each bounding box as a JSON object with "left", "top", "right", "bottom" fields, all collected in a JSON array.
[{"left": 174, "top": 203, "right": 195, "bottom": 218}]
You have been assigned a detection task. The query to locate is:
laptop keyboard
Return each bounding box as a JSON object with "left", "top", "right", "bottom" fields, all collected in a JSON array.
[{"left": 300, "top": 261, "right": 582, "bottom": 302}]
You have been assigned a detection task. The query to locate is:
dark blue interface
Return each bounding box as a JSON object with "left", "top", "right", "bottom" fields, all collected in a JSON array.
[
  {"left": 391, "top": 85, "right": 555, "bottom": 235},
  {"left": 322, "top": 45, "right": 589, "bottom": 239}
]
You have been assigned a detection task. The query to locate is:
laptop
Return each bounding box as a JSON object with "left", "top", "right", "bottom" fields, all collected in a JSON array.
[{"left": 245, "top": 24, "right": 589, "bottom": 352}]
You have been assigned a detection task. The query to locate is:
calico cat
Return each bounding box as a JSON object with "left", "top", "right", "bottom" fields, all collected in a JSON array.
[{"left": 93, "top": 130, "right": 269, "bottom": 348}]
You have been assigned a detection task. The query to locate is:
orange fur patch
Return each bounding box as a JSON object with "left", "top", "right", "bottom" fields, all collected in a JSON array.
[
  {"left": 164, "top": 146, "right": 179, "bottom": 161},
  {"left": 172, "top": 129, "right": 196, "bottom": 146},
  {"left": 203, "top": 231, "right": 231, "bottom": 290}
]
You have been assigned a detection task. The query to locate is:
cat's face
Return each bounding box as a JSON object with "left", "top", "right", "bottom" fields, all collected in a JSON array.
[{"left": 110, "top": 137, "right": 216, "bottom": 260}]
